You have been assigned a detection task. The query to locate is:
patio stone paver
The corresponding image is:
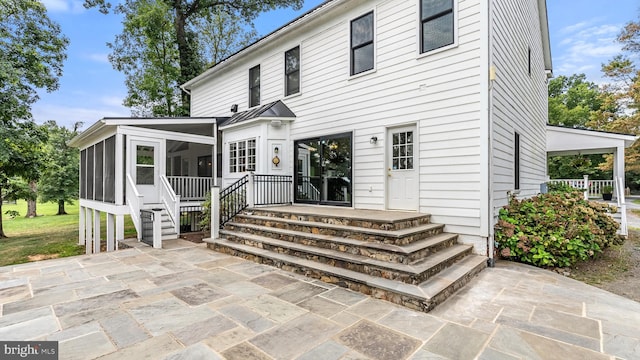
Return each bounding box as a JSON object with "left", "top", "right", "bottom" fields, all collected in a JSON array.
[
  {"left": 337, "top": 320, "right": 421, "bottom": 360},
  {"left": 0, "top": 240, "right": 638, "bottom": 359},
  {"left": 58, "top": 330, "right": 115, "bottom": 360},
  {"left": 250, "top": 313, "right": 340, "bottom": 359}
]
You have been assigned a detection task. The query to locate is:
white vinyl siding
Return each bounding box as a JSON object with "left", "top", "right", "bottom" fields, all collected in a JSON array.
[
  {"left": 190, "top": 0, "right": 486, "bottom": 245},
  {"left": 490, "top": 0, "right": 548, "bottom": 215}
]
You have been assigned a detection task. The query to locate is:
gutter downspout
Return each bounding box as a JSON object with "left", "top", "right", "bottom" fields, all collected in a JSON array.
[{"left": 486, "top": 0, "right": 495, "bottom": 268}]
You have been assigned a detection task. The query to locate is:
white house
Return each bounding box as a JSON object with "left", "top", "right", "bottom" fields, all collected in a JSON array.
[{"left": 182, "top": 0, "right": 552, "bottom": 257}]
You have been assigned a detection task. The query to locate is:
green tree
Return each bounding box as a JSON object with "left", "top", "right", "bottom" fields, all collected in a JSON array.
[
  {"left": 588, "top": 17, "right": 640, "bottom": 182},
  {"left": 547, "top": 74, "right": 612, "bottom": 179},
  {"left": 548, "top": 74, "right": 607, "bottom": 129},
  {"left": 86, "top": 0, "right": 301, "bottom": 115},
  {"left": 39, "top": 122, "right": 81, "bottom": 215},
  {"left": 0, "top": 0, "right": 68, "bottom": 238}
]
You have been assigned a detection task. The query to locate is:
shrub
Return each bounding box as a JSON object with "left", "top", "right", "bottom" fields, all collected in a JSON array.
[
  {"left": 494, "top": 191, "right": 622, "bottom": 268},
  {"left": 602, "top": 185, "right": 613, "bottom": 194}
]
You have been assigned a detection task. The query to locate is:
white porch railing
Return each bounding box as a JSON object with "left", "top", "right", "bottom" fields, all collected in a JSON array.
[
  {"left": 160, "top": 175, "right": 181, "bottom": 235},
  {"left": 167, "top": 176, "right": 213, "bottom": 201},
  {"left": 549, "top": 178, "right": 615, "bottom": 198},
  {"left": 126, "top": 174, "right": 143, "bottom": 239}
]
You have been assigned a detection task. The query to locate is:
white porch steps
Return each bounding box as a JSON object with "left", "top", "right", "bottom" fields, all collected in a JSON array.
[{"left": 142, "top": 204, "right": 178, "bottom": 241}]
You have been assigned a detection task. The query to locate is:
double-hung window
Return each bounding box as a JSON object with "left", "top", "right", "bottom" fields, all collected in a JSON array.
[
  {"left": 249, "top": 65, "right": 260, "bottom": 107},
  {"left": 350, "top": 12, "right": 374, "bottom": 75},
  {"left": 229, "top": 139, "right": 256, "bottom": 173},
  {"left": 420, "top": 0, "right": 454, "bottom": 53},
  {"left": 285, "top": 46, "right": 300, "bottom": 96}
]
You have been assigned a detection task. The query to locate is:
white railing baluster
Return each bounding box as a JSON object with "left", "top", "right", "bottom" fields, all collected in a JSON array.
[{"left": 167, "top": 176, "right": 213, "bottom": 201}]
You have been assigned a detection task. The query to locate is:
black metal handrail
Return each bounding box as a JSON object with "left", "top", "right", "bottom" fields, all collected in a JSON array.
[
  {"left": 140, "top": 210, "right": 154, "bottom": 246},
  {"left": 219, "top": 175, "right": 249, "bottom": 227},
  {"left": 254, "top": 174, "right": 293, "bottom": 206}
]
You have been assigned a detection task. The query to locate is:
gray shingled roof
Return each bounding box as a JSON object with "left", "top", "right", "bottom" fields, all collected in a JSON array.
[{"left": 220, "top": 100, "right": 296, "bottom": 127}]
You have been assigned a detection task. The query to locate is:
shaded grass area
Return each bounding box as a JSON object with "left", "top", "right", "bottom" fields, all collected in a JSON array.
[
  {"left": 569, "top": 230, "right": 639, "bottom": 290},
  {"left": 0, "top": 200, "right": 136, "bottom": 266}
]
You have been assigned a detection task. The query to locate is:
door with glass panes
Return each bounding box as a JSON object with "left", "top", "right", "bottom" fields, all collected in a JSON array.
[{"left": 387, "top": 126, "right": 418, "bottom": 210}]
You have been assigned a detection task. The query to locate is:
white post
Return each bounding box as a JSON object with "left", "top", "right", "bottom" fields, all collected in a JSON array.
[
  {"left": 93, "top": 209, "right": 101, "bottom": 254},
  {"left": 79, "top": 206, "right": 86, "bottom": 245},
  {"left": 106, "top": 213, "right": 115, "bottom": 252},
  {"left": 152, "top": 208, "right": 162, "bottom": 249},
  {"left": 85, "top": 207, "right": 92, "bottom": 254},
  {"left": 247, "top": 173, "right": 255, "bottom": 208},
  {"left": 583, "top": 175, "right": 589, "bottom": 200},
  {"left": 115, "top": 133, "right": 124, "bottom": 206},
  {"left": 212, "top": 187, "right": 220, "bottom": 239},
  {"left": 115, "top": 215, "right": 124, "bottom": 242}
]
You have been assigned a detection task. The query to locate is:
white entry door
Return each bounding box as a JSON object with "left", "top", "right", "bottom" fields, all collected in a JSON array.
[
  {"left": 131, "top": 140, "right": 160, "bottom": 203},
  {"left": 387, "top": 126, "right": 418, "bottom": 210}
]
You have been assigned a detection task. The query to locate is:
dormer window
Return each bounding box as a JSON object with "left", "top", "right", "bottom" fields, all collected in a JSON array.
[
  {"left": 350, "top": 12, "right": 374, "bottom": 75},
  {"left": 420, "top": 0, "right": 454, "bottom": 53},
  {"left": 249, "top": 65, "right": 260, "bottom": 107}
]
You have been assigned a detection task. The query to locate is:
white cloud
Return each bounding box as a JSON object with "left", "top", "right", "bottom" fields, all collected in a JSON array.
[
  {"left": 83, "top": 53, "right": 110, "bottom": 64},
  {"left": 41, "top": 0, "right": 85, "bottom": 14},
  {"left": 553, "top": 19, "right": 624, "bottom": 81}
]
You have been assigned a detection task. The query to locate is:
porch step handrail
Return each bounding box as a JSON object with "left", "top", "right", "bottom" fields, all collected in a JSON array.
[
  {"left": 219, "top": 175, "right": 249, "bottom": 227},
  {"left": 616, "top": 176, "right": 628, "bottom": 236},
  {"left": 126, "top": 174, "right": 143, "bottom": 239},
  {"left": 160, "top": 175, "right": 181, "bottom": 235}
]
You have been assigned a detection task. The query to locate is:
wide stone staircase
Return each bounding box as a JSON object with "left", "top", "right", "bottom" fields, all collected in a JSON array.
[{"left": 206, "top": 207, "right": 487, "bottom": 312}]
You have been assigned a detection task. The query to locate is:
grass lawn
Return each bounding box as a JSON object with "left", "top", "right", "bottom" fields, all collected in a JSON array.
[{"left": 0, "top": 200, "right": 136, "bottom": 266}]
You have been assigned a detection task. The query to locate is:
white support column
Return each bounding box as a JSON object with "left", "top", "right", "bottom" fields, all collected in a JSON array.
[
  {"left": 115, "top": 133, "right": 124, "bottom": 206},
  {"left": 583, "top": 175, "right": 589, "bottom": 200},
  {"left": 106, "top": 213, "right": 115, "bottom": 252},
  {"left": 79, "top": 206, "right": 86, "bottom": 245},
  {"left": 615, "top": 146, "right": 626, "bottom": 196},
  {"left": 85, "top": 207, "right": 92, "bottom": 254},
  {"left": 93, "top": 209, "right": 101, "bottom": 254},
  {"left": 115, "top": 215, "right": 125, "bottom": 243},
  {"left": 212, "top": 187, "right": 220, "bottom": 239}
]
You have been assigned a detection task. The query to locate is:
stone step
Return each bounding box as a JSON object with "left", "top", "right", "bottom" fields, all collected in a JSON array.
[
  {"left": 218, "top": 230, "right": 472, "bottom": 285},
  {"left": 223, "top": 222, "right": 458, "bottom": 264},
  {"left": 232, "top": 214, "right": 444, "bottom": 245},
  {"left": 247, "top": 207, "right": 432, "bottom": 231},
  {"left": 206, "top": 238, "right": 487, "bottom": 312}
]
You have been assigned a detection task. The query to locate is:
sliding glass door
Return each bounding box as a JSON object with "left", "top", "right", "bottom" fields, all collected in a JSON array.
[{"left": 294, "top": 132, "right": 352, "bottom": 206}]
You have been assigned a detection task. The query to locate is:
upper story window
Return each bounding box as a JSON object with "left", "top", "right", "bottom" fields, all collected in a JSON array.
[
  {"left": 229, "top": 139, "right": 256, "bottom": 173},
  {"left": 420, "top": 0, "right": 454, "bottom": 53},
  {"left": 514, "top": 132, "right": 520, "bottom": 190},
  {"left": 249, "top": 65, "right": 260, "bottom": 107},
  {"left": 350, "top": 12, "right": 374, "bottom": 75},
  {"left": 285, "top": 46, "right": 300, "bottom": 96}
]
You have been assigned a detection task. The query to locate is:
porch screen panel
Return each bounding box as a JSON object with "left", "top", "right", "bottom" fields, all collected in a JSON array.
[
  {"left": 95, "top": 142, "right": 104, "bottom": 201},
  {"left": 87, "top": 145, "right": 94, "bottom": 200},
  {"left": 80, "top": 149, "right": 86, "bottom": 199},
  {"left": 104, "top": 136, "right": 116, "bottom": 203}
]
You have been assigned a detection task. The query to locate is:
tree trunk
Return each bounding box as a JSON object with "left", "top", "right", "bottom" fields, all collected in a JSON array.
[
  {"left": 26, "top": 180, "right": 37, "bottom": 218},
  {"left": 57, "top": 200, "right": 67, "bottom": 215}
]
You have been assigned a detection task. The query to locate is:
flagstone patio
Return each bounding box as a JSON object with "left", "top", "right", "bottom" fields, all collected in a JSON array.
[{"left": 0, "top": 239, "right": 638, "bottom": 359}]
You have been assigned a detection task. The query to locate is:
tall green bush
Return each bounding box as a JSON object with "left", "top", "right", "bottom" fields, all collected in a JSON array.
[{"left": 494, "top": 191, "right": 622, "bottom": 268}]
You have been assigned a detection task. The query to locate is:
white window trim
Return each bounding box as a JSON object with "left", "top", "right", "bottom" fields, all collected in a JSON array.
[
  {"left": 348, "top": 9, "right": 377, "bottom": 78},
  {"left": 284, "top": 44, "right": 302, "bottom": 98},
  {"left": 228, "top": 138, "right": 257, "bottom": 173},
  {"left": 416, "top": 0, "right": 458, "bottom": 59}
]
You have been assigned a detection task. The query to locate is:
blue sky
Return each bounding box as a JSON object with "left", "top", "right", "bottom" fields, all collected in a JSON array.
[{"left": 35, "top": 0, "right": 640, "bottom": 130}]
